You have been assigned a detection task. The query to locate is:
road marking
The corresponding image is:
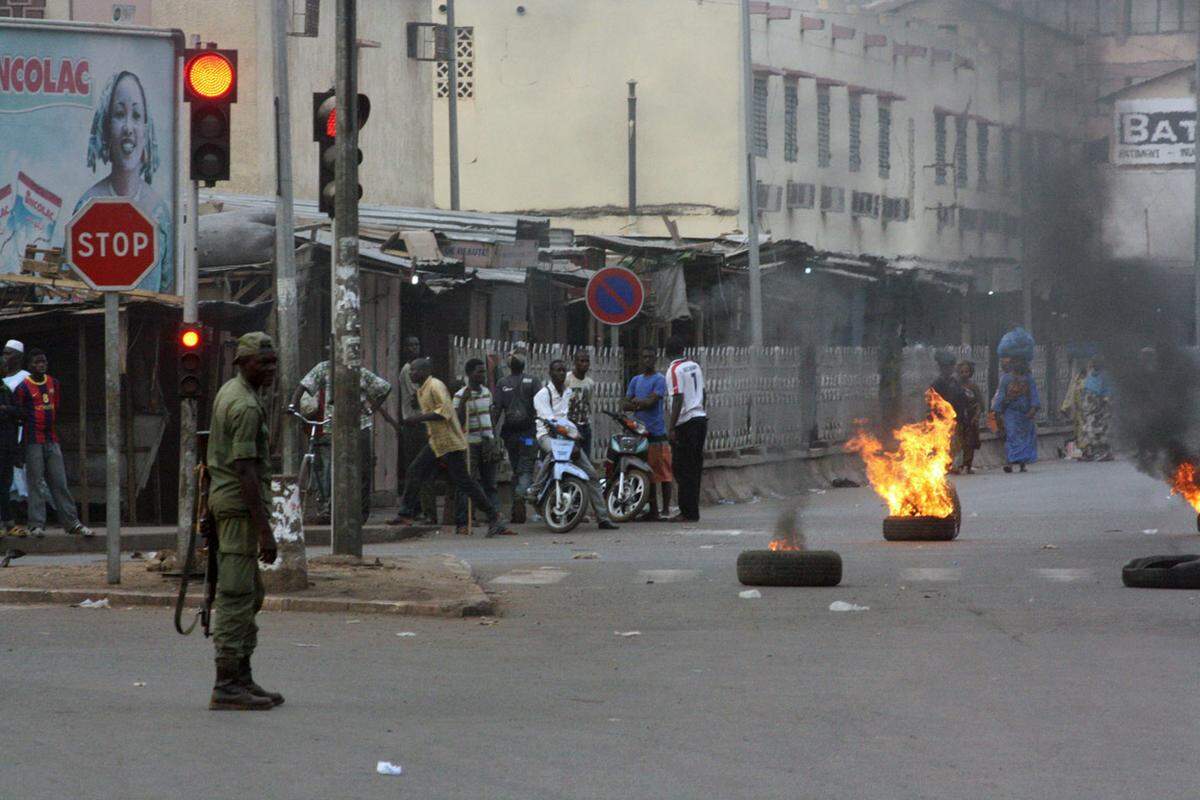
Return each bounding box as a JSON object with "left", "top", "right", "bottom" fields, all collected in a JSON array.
[
  {"left": 1034, "top": 568, "right": 1093, "bottom": 583},
  {"left": 639, "top": 569, "right": 699, "bottom": 584},
  {"left": 901, "top": 568, "right": 962, "bottom": 582},
  {"left": 671, "top": 529, "right": 763, "bottom": 537},
  {"left": 490, "top": 568, "right": 569, "bottom": 586}
]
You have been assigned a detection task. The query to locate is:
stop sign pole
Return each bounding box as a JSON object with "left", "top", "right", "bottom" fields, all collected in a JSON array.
[{"left": 66, "top": 199, "right": 159, "bottom": 585}]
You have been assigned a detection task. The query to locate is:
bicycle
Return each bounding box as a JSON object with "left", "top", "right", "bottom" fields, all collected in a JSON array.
[{"left": 288, "top": 406, "right": 333, "bottom": 523}]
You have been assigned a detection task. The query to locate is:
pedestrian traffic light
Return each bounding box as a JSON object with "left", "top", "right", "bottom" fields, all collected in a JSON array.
[
  {"left": 178, "top": 322, "right": 205, "bottom": 400},
  {"left": 184, "top": 47, "right": 238, "bottom": 186},
  {"left": 312, "top": 88, "right": 371, "bottom": 218}
]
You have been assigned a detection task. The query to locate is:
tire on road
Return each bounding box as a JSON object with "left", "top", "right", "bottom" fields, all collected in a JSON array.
[
  {"left": 1121, "top": 554, "right": 1200, "bottom": 590},
  {"left": 882, "top": 514, "right": 959, "bottom": 541},
  {"left": 736, "top": 549, "right": 843, "bottom": 587}
]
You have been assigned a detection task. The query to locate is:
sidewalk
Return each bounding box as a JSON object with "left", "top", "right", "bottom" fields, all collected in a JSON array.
[{"left": 2, "top": 518, "right": 439, "bottom": 555}]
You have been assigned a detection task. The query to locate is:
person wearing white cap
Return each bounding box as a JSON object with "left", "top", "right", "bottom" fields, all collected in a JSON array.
[{"left": 0, "top": 341, "right": 30, "bottom": 536}]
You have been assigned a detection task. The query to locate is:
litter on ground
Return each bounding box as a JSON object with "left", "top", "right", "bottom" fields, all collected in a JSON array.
[
  {"left": 376, "top": 761, "right": 403, "bottom": 776},
  {"left": 829, "top": 601, "right": 870, "bottom": 612},
  {"left": 614, "top": 630, "right": 641, "bottom": 637},
  {"left": 396, "top": 632, "right": 416, "bottom": 638},
  {"left": 573, "top": 552, "right": 600, "bottom": 560},
  {"left": 739, "top": 589, "right": 762, "bottom": 599},
  {"left": 73, "top": 598, "right": 110, "bottom": 609}
]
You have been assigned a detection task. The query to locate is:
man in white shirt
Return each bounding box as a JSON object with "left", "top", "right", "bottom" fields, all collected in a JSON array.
[
  {"left": 529, "top": 359, "right": 616, "bottom": 529},
  {"left": 666, "top": 335, "right": 708, "bottom": 522}
]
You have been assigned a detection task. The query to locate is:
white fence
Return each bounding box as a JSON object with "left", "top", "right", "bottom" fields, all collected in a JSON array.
[{"left": 450, "top": 337, "right": 1073, "bottom": 460}]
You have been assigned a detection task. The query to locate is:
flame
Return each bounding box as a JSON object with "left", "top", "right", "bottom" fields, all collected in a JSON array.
[
  {"left": 846, "top": 389, "right": 957, "bottom": 518},
  {"left": 1170, "top": 463, "right": 1200, "bottom": 512},
  {"left": 768, "top": 538, "right": 803, "bottom": 551}
]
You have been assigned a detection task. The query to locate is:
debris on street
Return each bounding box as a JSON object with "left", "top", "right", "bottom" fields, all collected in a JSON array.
[
  {"left": 614, "top": 630, "right": 641, "bottom": 637},
  {"left": 738, "top": 589, "right": 762, "bottom": 599},
  {"left": 829, "top": 601, "right": 869, "bottom": 612},
  {"left": 73, "top": 598, "right": 110, "bottom": 609},
  {"left": 573, "top": 552, "right": 600, "bottom": 560},
  {"left": 376, "top": 761, "right": 403, "bottom": 776}
]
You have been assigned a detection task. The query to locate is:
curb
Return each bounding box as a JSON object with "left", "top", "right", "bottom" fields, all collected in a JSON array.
[
  {"left": 2, "top": 524, "right": 440, "bottom": 556},
  {"left": 0, "top": 584, "right": 494, "bottom": 618}
]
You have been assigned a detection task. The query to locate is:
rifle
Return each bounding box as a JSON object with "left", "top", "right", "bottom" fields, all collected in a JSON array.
[{"left": 174, "top": 463, "right": 216, "bottom": 637}]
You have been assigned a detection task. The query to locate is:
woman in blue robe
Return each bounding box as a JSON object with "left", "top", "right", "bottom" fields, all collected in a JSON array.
[{"left": 993, "top": 360, "right": 1040, "bottom": 472}]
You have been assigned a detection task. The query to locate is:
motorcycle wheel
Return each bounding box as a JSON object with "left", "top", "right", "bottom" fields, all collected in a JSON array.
[
  {"left": 542, "top": 477, "right": 588, "bottom": 533},
  {"left": 606, "top": 468, "right": 650, "bottom": 523}
]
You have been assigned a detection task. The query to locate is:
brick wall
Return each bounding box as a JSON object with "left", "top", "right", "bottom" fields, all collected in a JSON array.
[{"left": 0, "top": 0, "right": 47, "bottom": 18}]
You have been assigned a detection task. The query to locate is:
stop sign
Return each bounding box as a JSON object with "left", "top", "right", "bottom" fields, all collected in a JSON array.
[{"left": 66, "top": 198, "right": 158, "bottom": 291}]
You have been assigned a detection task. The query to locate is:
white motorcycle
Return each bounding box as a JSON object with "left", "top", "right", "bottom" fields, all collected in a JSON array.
[{"left": 532, "top": 418, "right": 592, "bottom": 533}]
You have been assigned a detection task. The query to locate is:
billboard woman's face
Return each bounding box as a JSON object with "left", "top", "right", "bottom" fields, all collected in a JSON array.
[{"left": 109, "top": 75, "right": 146, "bottom": 175}]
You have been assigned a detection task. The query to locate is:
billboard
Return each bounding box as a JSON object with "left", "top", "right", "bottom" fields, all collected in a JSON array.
[
  {"left": 0, "top": 20, "right": 179, "bottom": 293},
  {"left": 1113, "top": 98, "right": 1197, "bottom": 167}
]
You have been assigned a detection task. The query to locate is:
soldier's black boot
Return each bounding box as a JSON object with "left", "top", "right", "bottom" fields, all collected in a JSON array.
[
  {"left": 240, "top": 656, "right": 285, "bottom": 706},
  {"left": 210, "top": 659, "right": 273, "bottom": 711}
]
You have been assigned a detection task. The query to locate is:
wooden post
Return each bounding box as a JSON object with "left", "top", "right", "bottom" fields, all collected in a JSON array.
[{"left": 77, "top": 320, "right": 89, "bottom": 525}]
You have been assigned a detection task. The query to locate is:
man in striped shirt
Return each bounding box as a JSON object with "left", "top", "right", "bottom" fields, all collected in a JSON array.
[
  {"left": 453, "top": 359, "right": 498, "bottom": 535},
  {"left": 13, "top": 349, "right": 92, "bottom": 538}
]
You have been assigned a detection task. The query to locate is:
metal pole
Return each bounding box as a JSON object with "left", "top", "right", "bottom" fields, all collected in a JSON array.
[
  {"left": 1193, "top": 29, "right": 1200, "bottom": 345},
  {"left": 628, "top": 80, "right": 637, "bottom": 215},
  {"left": 105, "top": 292, "right": 121, "bottom": 584},
  {"left": 332, "top": 0, "right": 363, "bottom": 556},
  {"left": 1018, "top": 14, "right": 1033, "bottom": 334},
  {"left": 176, "top": 180, "right": 200, "bottom": 564},
  {"left": 447, "top": 0, "right": 461, "bottom": 210},
  {"left": 176, "top": 41, "right": 199, "bottom": 563},
  {"left": 273, "top": 0, "right": 300, "bottom": 474},
  {"left": 739, "top": 0, "right": 763, "bottom": 347}
]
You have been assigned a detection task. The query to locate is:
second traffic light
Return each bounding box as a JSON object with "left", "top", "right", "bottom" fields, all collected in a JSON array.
[
  {"left": 177, "top": 322, "right": 208, "bottom": 400},
  {"left": 184, "top": 48, "right": 238, "bottom": 186},
  {"left": 313, "top": 89, "right": 371, "bottom": 217}
]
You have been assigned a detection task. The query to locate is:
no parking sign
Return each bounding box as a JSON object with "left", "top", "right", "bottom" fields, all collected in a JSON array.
[{"left": 586, "top": 267, "right": 644, "bottom": 326}]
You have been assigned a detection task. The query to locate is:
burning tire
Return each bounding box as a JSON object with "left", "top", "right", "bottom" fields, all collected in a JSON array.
[
  {"left": 736, "top": 550, "right": 842, "bottom": 587},
  {"left": 882, "top": 485, "right": 962, "bottom": 541},
  {"left": 1121, "top": 554, "right": 1200, "bottom": 590}
]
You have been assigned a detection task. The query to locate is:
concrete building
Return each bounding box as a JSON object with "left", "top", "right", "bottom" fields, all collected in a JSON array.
[{"left": 13, "top": 0, "right": 434, "bottom": 206}]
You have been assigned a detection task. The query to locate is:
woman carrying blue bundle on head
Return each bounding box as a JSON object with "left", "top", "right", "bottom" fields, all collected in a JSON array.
[{"left": 993, "top": 356, "right": 1040, "bottom": 473}]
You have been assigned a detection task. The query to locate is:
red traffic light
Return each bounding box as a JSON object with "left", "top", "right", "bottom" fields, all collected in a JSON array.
[
  {"left": 185, "top": 52, "right": 234, "bottom": 100},
  {"left": 180, "top": 326, "right": 202, "bottom": 349},
  {"left": 312, "top": 90, "right": 371, "bottom": 141},
  {"left": 325, "top": 108, "right": 337, "bottom": 139}
]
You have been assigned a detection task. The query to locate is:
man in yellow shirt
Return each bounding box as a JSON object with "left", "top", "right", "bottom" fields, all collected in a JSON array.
[{"left": 395, "top": 359, "right": 511, "bottom": 537}]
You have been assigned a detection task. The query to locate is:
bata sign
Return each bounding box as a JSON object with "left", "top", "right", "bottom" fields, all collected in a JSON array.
[{"left": 1113, "top": 98, "right": 1196, "bottom": 166}]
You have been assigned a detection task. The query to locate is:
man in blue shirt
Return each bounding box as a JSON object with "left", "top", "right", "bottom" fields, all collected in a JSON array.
[{"left": 623, "top": 346, "right": 674, "bottom": 520}]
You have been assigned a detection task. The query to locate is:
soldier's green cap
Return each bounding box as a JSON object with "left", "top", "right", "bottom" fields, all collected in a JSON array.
[{"left": 234, "top": 331, "right": 275, "bottom": 363}]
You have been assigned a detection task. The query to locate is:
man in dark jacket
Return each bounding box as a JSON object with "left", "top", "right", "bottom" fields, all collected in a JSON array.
[{"left": 491, "top": 346, "right": 540, "bottom": 524}]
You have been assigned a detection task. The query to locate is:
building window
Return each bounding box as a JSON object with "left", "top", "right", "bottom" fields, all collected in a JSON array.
[
  {"left": 954, "top": 115, "right": 968, "bottom": 189},
  {"left": 934, "top": 112, "right": 947, "bottom": 185},
  {"left": 436, "top": 26, "right": 475, "bottom": 99},
  {"left": 817, "top": 85, "right": 831, "bottom": 168},
  {"left": 1001, "top": 127, "right": 1013, "bottom": 190},
  {"left": 752, "top": 75, "right": 769, "bottom": 157},
  {"left": 848, "top": 92, "right": 862, "bottom": 172},
  {"left": 976, "top": 122, "right": 989, "bottom": 189},
  {"left": 784, "top": 80, "right": 798, "bottom": 163},
  {"left": 878, "top": 100, "right": 892, "bottom": 180}
]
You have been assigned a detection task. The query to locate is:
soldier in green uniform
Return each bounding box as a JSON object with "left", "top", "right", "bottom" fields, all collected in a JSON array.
[{"left": 205, "top": 332, "right": 284, "bottom": 711}]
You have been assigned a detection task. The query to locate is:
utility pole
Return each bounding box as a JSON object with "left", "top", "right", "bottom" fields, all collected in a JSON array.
[
  {"left": 1018, "top": 14, "right": 1033, "bottom": 334},
  {"left": 1192, "top": 28, "right": 1200, "bottom": 345},
  {"left": 628, "top": 80, "right": 637, "bottom": 214},
  {"left": 739, "top": 0, "right": 763, "bottom": 347},
  {"left": 332, "top": 0, "right": 363, "bottom": 556},
  {"left": 447, "top": 0, "right": 461, "bottom": 210},
  {"left": 176, "top": 34, "right": 201, "bottom": 565},
  {"left": 273, "top": 0, "right": 300, "bottom": 474}
]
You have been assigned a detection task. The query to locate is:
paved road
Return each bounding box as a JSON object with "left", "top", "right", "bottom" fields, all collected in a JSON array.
[{"left": 3, "top": 459, "right": 1198, "bottom": 799}]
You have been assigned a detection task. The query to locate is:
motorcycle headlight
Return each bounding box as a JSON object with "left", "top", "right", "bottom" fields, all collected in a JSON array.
[{"left": 619, "top": 436, "right": 640, "bottom": 450}]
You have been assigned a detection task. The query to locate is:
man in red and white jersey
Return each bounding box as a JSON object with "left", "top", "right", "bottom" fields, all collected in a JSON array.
[{"left": 665, "top": 335, "right": 707, "bottom": 523}]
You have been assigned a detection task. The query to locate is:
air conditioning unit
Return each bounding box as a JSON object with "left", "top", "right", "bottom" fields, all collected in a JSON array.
[
  {"left": 786, "top": 181, "right": 816, "bottom": 209},
  {"left": 851, "top": 191, "right": 880, "bottom": 218},
  {"left": 820, "top": 186, "right": 845, "bottom": 213},
  {"left": 756, "top": 182, "right": 783, "bottom": 213}
]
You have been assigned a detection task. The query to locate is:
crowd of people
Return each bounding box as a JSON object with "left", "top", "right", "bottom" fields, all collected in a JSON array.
[{"left": 286, "top": 334, "right": 710, "bottom": 535}]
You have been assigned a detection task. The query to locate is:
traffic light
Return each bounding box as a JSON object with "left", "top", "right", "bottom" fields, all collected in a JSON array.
[
  {"left": 312, "top": 88, "right": 371, "bottom": 217},
  {"left": 177, "top": 322, "right": 205, "bottom": 400},
  {"left": 184, "top": 47, "right": 238, "bottom": 186}
]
